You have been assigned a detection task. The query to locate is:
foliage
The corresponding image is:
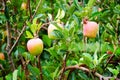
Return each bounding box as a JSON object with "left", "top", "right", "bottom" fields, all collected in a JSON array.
[{"left": 0, "top": 0, "right": 120, "bottom": 80}]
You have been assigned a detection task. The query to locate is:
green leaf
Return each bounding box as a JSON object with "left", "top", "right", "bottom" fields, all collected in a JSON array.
[
  {"left": 56, "top": 9, "right": 65, "bottom": 20},
  {"left": 107, "top": 67, "right": 119, "bottom": 77},
  {"left": 17, "top": 65, "right": 26, "bottom": 80},
  {"left": 106, "top": 23, "right": 115, "bottom": 34},
  {"left": 46, "top": 47, "right": 58, "bottom": 60},
  {"left": 27, "top": 64, "right": 40, "bottom": 77},
  {"left": 13, "top": 70, "right": 18, "bottom": 80},
  {"left": 78, "top": 71, "right": 89, "bottom": 80},
  {"left": 5, "top": 74, "right": 12, "bottom": 80},
  {"left": 30, "top": 24, "right": 37, "bottom": 35},
  {"left": 26, "top": 31, "right": 34, "bottom": 38},
  {"left": 42, "top": 35, "right": 52, "bottom": 47},
  {"left": 80, "top": 53, "right": 94, "bottom": 68},
  {"left": 73, "top": 0, "right": 82, "bottom": 11},
  {"left": 82, "top": 53, "right": 93, "bottom": 62},
  {"left": 52, "top": 67, "right": 59, "bottom": 80},
  {"left": 33, "top": 18, "right": 38, "bottom": 25},
  {"left": 35, "top": 14, "right": 44, "bottom": 19},
  {"left": 93, "top": 49, "right": 98, "bottom": 66},
  {"left": 98, "top": 54, "right": 107, "bottom": 64},
  {"left": 48, "top": 13, "right": 52, "bottom": 21},
  {"left": 51, "top": 30, "right": 63, "bottom": 39},
  {"left": 22, "top": 52, "right": 34, "bottom": 61}
]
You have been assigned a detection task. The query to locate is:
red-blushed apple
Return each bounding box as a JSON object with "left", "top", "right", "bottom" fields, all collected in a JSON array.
[
  {"left": 21, "top": 2, "right": 27, "bottom": 10},
  {"left": 48, "top": 23, "right": 63, "bottom": 39},
  {"left": 83, "top": 19, "right": 99, "bottom": 38},
  {"left": 0, "top": 53, "right": 5, "bottom": 60},
  {"left": 27, "top": 38, "right": 43, "bottom": 56}
]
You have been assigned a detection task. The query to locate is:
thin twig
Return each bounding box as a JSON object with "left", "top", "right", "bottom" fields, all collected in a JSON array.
[
  {"left": 83, "top": 36, "right": 87, "bottom": 52},
  {"left": 0, "top": 64, "right": 4, "bottom": 70},
  {"left": 104, "top": 44, "right": 117, "bottom": 69},
  {"left": 50, "top": 0, "right": 54, "bottom": 20},
  {"left": 27, "top": 0, "right": 32, "bottom": 19},
  {"left": 38, "top": 55, "right": 43, "bottom": 80},
  {"left": 59, "top": 53, "right": 68, "bottom": 80},
  {"left": 32, "top": 0, "right": 42, "bottom": 22},
  {"left": 8, "top": 24, "right": 26, "bottom": 55},
  {"left": 2, "top": 0, "right": 15, "bottom": 71}
]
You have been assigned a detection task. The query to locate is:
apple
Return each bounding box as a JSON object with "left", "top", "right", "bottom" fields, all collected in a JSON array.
[
  {"left": 48, "top": 23, "right": 63, "bottom": 39},
  {"left": 27, "top": 38, "right": 43, "bottom": 56},
  {"left": 83, "top": 19, "right": 98, "bottom": 38},
  {"left": 21, "top": 2, "right": 27, "bottom": 10},
  {"left": 0, "top": 53, "right": 5, "bottom": 60}
]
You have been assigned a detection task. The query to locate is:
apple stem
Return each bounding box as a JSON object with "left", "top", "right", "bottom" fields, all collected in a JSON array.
[
  {"left": 83, "top": 18, "right": 88, "bottom": 24},
  {"left": 83, "top": 36, "right": 87, "bottom": 52}
]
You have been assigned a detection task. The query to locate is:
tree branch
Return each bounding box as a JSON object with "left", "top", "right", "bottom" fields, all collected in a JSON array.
[
  {"left": 2, "top": 0, "right": 15, "bottom": 71},
  {"left": 27, "top": 0, "right": 32, "bottom": 19},
  {"left": 37, "top": 55, "right": 43, "bottom": 80},
  {"left": 104, "top": 44, "right": 117, "bottom": 69},
  {"left": 59, "top": 52, "right": 68, "bottom": 80},
  {"left": 64, "top": 65, "right": 119, "bottom": 80},
  {"left": 31, "top": 0, "right": 42, "bottom": 22}
]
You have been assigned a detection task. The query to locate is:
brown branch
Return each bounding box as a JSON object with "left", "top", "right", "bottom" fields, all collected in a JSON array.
[
  {"left": 37, "top": 55, "right": 43, "bottom": 80},
  {"left": 50, "top": 0, "right": 54, "bottom": 20},
  {"left": 8, "top": 24, "right": 26, "bottom": 56},
  {"left": 117, "top": 18, "right": 120, "bottom": 20},
  {"left": 27, "top": 0, "right": 32, "bottom": 19},
  {"left": 104, "top": 44, "right": 117, "bottom": 69},
  {"left": 64, "top": 65, "right": 119, "bottom": 80},
  {"left": 2, "top": 0, "right": 15, "bottom": 71},
  {"left": 31, "top": 0, "right": 42, "bottom": 22},
  {"left": 0, "top": 64, "right": 4, "bottom": 70},
  {"left": 59, "top": 53, "right": 68, "bottom": 80}
]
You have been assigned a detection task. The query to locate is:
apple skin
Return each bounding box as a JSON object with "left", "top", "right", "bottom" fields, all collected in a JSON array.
[
  {"left": 21, "top": 2, "right": 27, "bottom": 10},
  {"left": 27, "top": 38, "right": 43, "bottom": 56},
  {"left": 0, "top": 53, "right": 5, "bottom": 60},
  {"left": 48, "top": 23, "right": 63, "bottom": 39},
  {"left": 83, "top": 21, "right": 98, "bottom": 38}
]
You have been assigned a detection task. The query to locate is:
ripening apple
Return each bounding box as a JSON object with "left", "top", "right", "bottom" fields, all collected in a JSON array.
[
  {"left": 0, "top": 53, "right": 5, "bottom": 60},
  {"left": 27, "top": 38, "right": 43, "bottom": 56},
  {"left": 21, "top": 2, "right": 27, "bottom": 10},
  {"left": 48, "top": 23, "right": 63, "bottom": 39},
  {"left": 83, "top": 20, "right": 98, "bottom": 38}
]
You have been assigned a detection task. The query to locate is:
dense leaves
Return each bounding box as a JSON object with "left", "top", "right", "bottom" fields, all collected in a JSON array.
[{"left": 0, "top": 0, "right": 120, "bottom": 80}]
